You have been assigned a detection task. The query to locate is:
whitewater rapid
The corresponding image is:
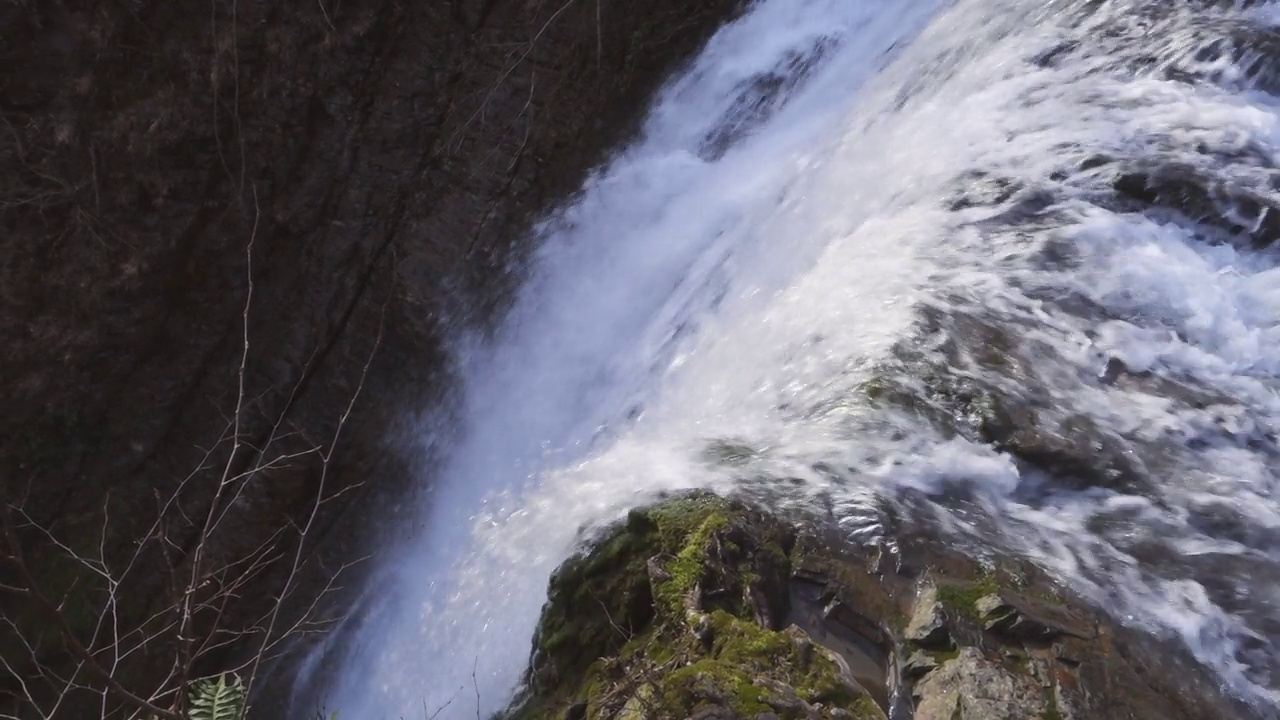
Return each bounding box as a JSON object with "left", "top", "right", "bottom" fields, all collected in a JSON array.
[{"left": 296, "top": 0, "right": 1280, "bottom": 716}]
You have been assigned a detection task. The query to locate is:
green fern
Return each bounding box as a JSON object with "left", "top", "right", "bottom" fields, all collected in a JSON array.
[{"left": 188, "top": 673, "right": 246, "bottom": 720}]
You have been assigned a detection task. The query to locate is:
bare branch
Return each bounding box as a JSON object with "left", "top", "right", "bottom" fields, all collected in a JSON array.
[{"left": 1, "top": 510, "right": 181, "bottom": 720}]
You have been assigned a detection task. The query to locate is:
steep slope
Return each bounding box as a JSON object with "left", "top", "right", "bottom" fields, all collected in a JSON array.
[{"left": 0, "top": 0, "right": 738, "bottom": 716}]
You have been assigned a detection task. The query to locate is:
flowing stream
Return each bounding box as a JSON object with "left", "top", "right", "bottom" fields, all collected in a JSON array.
[{"left": 295, "top": 0, "right": 1280, "bottom": 716}]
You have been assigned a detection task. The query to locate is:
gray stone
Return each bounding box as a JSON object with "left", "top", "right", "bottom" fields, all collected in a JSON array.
[
  {"left": 977, "top": 593, "right": 1078, "bottom": 644},
  {"left": 905, "top": 585, "right": 952, "bottom": 649},
  {"left": 785, "top": 625, "right": 815, "bottom": 670},
  {"left": 647, "top": 554, "right": 672, "bottom": 584},
  {"left": 903, "top": 650, "right": 940, "bottom": 680},
  {"left": 914, "top": 648, "right": 1045, "bottom": 720},
  {"left": 975, "top": 593, "right": 1008, "bottom": 619}
]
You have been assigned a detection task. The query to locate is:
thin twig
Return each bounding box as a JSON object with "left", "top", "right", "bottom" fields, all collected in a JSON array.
[
  {"left": 318, "top": 0, "right": 336, "bottom": 32},
  {"left": 1, "top": 512, "right": 180, "bottom": 720},
  {"left": 472, "top": 657, "right": 481, "bottom": 720}
]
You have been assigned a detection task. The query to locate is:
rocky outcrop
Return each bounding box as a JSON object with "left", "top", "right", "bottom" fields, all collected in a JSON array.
[
  {"left": 509, "top": 492, "right": 1255, "bottom": 720},
  {"left": 511, "top": 493, "right": 881, "bottom": 720},
  {"left": 859, "top": 304, "right": 1157, "bottom": 499},
  {"left": 1, "top": 1, "right": 739, "bottom": 716}
]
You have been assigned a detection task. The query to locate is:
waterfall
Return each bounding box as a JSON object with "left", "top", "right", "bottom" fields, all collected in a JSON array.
[{"left": 297, "top": 0, "right": 1280, "bottom": 716}]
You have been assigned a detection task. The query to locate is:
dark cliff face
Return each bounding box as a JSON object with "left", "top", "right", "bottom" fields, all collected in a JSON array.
[{"left": 0, "top": 0, "right": 738, "bottom": 715}]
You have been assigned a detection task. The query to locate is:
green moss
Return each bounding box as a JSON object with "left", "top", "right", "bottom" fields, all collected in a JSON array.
[
  {"left": 645, "top": 494, "right": 730, "bottom": 552},
  {"left": 656, "top": 611, "right": 870, "bottom": 718},
  {"left": 935, "top": 572, "right": 1000, "bottom": 621},
  {"left": 656, "top": 512, "right": 730, "bottom": 617},
  {"left": 847, "top": 694, "right": 885, "bottom": 719},
  {"left": 706, "top": 611, "right": 786, "bottom": 662},
  {"left": 514, "top": 493, "right": 881, "bottom": 720},
  {"left": 797, "top": 668, "right": 865, "bottom": 709},
  {"left": 660, "top": 660, "right": 771, "bottom": 715},
  {"left": 929, "top": 647, "right": 961, "bottom": 664},
  {"left": 1041, "top": 685, "right": 1064, "bottom": 720}
]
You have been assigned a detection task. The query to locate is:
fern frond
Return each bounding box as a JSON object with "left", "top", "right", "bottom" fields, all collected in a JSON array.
[{"left": 188, "top": 673, "right": 246, "bottom": 720}]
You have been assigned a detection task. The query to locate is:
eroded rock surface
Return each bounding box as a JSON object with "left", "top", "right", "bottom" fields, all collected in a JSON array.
[
  {"left": 913, "top": 648, "right": 1043, "bottom": 720},
  {"left": 903, "top": 586, "right": 950, "bottom": 651},
  {"left": 511, "top": 493, "right": 883, "bottom": 720},
  {"left": 508, "top": 492, "right": 1257, "bottom": 720}
]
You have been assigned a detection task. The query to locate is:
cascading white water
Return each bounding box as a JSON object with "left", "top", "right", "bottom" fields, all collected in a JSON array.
[{"left": 297, "top": 0, "right": 1280, "bottom": 716}]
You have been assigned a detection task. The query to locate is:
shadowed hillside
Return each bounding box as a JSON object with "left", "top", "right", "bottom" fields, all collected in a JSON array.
[{"left": 0, "top": 1, "right": 739, "bottom": 715}]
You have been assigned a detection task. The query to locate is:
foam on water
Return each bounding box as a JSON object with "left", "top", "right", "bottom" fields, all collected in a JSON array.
[{"left": 299, "top": 0, "right": 1280, "bottom": 716}]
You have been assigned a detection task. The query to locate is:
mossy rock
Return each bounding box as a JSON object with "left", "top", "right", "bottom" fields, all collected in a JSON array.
[
  {"left": 934, "top": 572, "right": 1001, "bottom": 622},
  {"left": 505, "top": 491, "right": 1254, "bottom": 720},
  {"left": 509, "top": 492, "right": 882, "bottom": 720}
]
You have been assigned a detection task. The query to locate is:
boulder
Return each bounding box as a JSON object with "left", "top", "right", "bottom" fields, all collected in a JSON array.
[
  {"left": 975, "top": 592, "right": 1093, "bottom": 645},
  {"left": 901, "top": 651, "right": 939, "bottom": 680},
  {"left": 913, "top": 648, "right": 1044, "bottom": 720},
  {"left": 511, "top": 492, "right": 883, "bottom": 720},
  {"left": 505, "top": 493, "right": 1257, "bottom": 720},
  {"left": 904, "top": 585, "right": 952, "bottom": 650}
]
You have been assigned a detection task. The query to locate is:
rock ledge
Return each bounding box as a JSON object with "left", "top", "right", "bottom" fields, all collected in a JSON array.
[{"left": 504, "top": 492, "right": 1252, "bottom": 720}]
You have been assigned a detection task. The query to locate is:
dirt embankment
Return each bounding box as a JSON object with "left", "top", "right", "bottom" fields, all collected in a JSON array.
[{"left": 0, "top": 0, "right": 738, "bottom": 715}]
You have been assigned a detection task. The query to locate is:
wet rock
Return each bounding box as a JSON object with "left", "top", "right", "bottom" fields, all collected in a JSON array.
[
  {"left": 699, "top": 42, "right": 834, "bottom": 162},
  {"left": 1033, "top": 40, "right": 1082, "bottom": 68},
  {"left": 913, "top": 648, "right": 1045, "bottom": 720},
  {"left": 904, "top": 585, "right": 952, "bottom": 650},
  {"left": 867, "top": 308, "right": 1154, "bottom": 497},
  {"left": 512, "top": 493, "right": 881, "bottom": 720},
  {"left": 997, "top": 412, "right": 1150, "bottom": 494},
  {"left": 949, "top": 171, "right": 1020, "bottom": 210},
  {"left": 785, "top": 562, "right": 896, "bottom": 710},
  {"left": 976, "top": 594, "right": 1060, "bottom": 644},
  {"left": 1111, "top": 163, "right": 1280, "bottom": 249},
  {"left": 508, "top": 493, "right": 1255, "bottom": 720},
  {"left": 823, "top": 595, "right": 889, "bottom": 649},
  {"left": 1099, "top": 356, "right": 1129, "bottom": 385}
]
